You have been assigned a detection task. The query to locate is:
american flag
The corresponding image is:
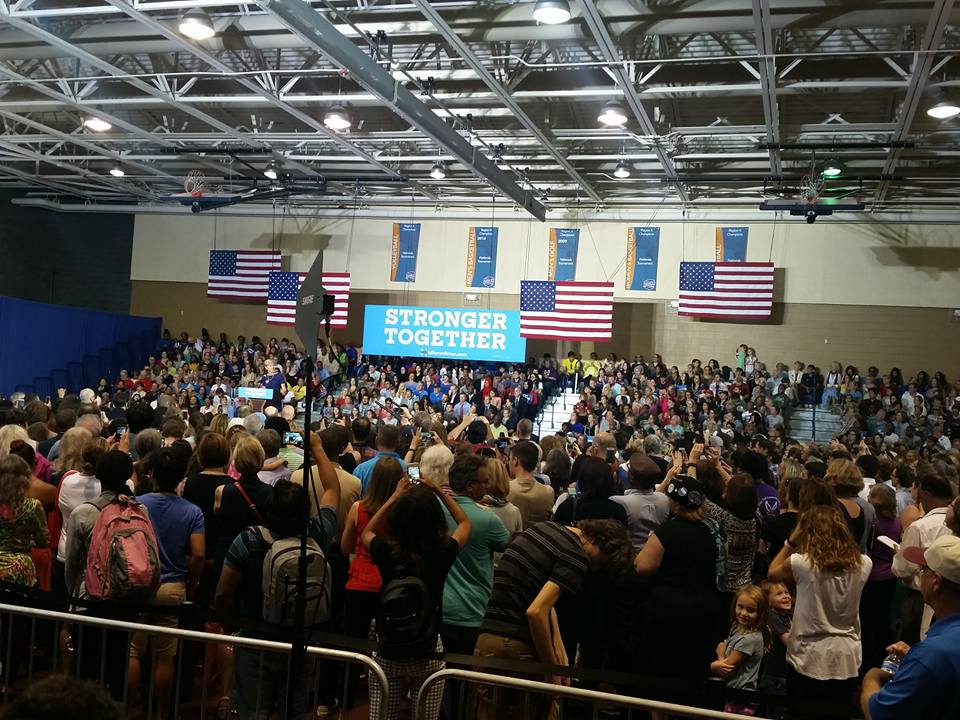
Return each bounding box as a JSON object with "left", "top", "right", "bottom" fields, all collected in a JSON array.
[
  {"left": 678, "top": 262, "right": 774, "bottom": 319},
  {"left": 267, "top": 271, "right": 350, "bottom": 327},
  {"left": 520, "top": 280, "right": 614, "bottom": 340},
  {"left": 207, "top": 249, "right": 282, "bottom": 298}
]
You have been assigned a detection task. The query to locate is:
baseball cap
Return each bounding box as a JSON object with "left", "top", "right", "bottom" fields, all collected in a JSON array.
[
  {"left": 665, "top": 474, "right": 705, "bottom": 509},
  {"left": 228, "top": 417, "right": 245, "bottom": 429},
  {"left": 903, "top": 535, "right": 960, "bottom": 584}
]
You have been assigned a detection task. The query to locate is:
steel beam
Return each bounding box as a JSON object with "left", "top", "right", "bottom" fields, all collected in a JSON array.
[
  {"left": 254, "top": 0, "right": 545, "bottom": 220},
  {"left": 873, "top": 0, "right": 955, "bottom": 208},
  {"left": 409, "top": 0, "right": 600, "bottom": 204},
  {"left": 0, "top": 63, "right": 238, "bottom": 181},
  {"left": 578, "top": 0, "right": 689, "bottom": 204},
  {"left": 0, "top": 109, "right": 178, "bottom": 181},
  {"left": 751, "top": 0, "right": 782, "bottom": 175},
  {"left": 101, "top": 0, "right": 424, "bottom": 196}
]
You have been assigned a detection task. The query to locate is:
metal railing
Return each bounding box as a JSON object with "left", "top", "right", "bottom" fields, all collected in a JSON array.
[
  {"left": 0, "top": 601, "right": 389, "bottom": 720},
  {"left": 415, "top": 668, "right": 775, "bottom": 720}
]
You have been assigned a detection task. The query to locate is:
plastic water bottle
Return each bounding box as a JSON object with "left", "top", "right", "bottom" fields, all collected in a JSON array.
[{"left": 881, "top": 652, "right": 902, "bottom": 676}]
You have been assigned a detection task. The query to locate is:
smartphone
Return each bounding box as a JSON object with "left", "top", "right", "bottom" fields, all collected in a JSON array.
[
  {"left": 606, "top": 447, "right": 617, "bottom": 463},
  {"left": 421, "top": 431, "right": 434, "bottom": 443},
  {"left": 408, "top": 464, "right": 421, "bottom": 482},
  {"left": 283, "top": 431, "right": 303, "bottom": 448},
  {"left": 115, "top": 424, "right": 128, "bottom": 438}
]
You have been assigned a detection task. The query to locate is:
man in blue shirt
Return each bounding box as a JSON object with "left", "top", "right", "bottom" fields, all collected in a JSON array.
[
  {"left": 130, "top": 447, "right": 205, "bottom": 720},
  {"left": 861, "top": 534, "right": 960, "bottom": 720},
  {"left": 353, "top": 424, "right": 407, "bottom": 494}
]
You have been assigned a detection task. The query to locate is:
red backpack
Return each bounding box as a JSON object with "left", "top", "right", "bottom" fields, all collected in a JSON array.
[{"left": 83, "top": 495, "right": 161, "bottom": 602}]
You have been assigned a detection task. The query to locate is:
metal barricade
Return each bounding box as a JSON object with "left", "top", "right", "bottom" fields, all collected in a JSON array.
[
  {"left": 0, "top": 601, "right": 389, "bottom": 720},
  {"left": 414, "top": 668, "right": 775, "bottom": 720}
]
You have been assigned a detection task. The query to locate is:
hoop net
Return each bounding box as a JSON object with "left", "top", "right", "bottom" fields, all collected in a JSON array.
[
  {"left": 184, "top": 169, "right": 207, "bottom": 197},
  {"left": 801, "top": 174, "right": 823, "bottom": 203}
]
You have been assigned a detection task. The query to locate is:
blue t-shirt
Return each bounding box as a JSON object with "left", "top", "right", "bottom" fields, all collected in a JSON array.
[
  {"left": 139, "top": 493, "right": 205, "bottom": 583},
  {"left": 868, "top": 615, "right": 960, "bottom": 720},
  {"left": 354, "top": 451, "right": 407, "bottom": 494}
]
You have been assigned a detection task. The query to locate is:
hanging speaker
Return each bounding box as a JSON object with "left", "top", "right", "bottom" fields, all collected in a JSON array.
[{"left": 294, "top": 252, "right": 335, "bottom": 352}]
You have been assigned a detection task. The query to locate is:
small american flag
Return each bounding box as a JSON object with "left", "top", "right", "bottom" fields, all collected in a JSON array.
[
  {"left": 678, "top": 262, "right": 774, "bottom": 319},
  {"left": 208, "top": 249, "right": 282, "bottom": 299},
  {"left": 267, "top": 271, "right": 351, "bottom": 327},
  {"left": 520, "top": 280, "right": 614, "bottom": 341}
]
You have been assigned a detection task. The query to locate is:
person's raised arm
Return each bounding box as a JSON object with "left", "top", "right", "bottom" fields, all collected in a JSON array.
[
  {"left": 404, "top": 428, "right": 422, "bottom": 463},
  {"left": 420, "top": 475, "right": 472, "bottom": 548},
  {"left": 526, "top": 580, "right": 566, "bottom": 685},
  {"left": 447, "top": 413, "right": 475, "bottom": 442},
  {"left": 308, "top": 430, "right": 340, "bottom": 512},
  {"left": 655, "top": 451, "right": 684, "bottom": 494},
  {"left": 768, "top": 531, "right": 799, "bottom": 583}
]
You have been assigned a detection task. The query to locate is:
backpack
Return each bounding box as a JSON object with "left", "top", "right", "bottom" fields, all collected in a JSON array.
[
  {"left": 83, "top": 495, "right": 161, "bottom": 602},
  {"left": 255, "top": 527, "right": 331, "bottom": 627},
  {"left": 376, "top": 563, "right": 440, "bottom": 659}
]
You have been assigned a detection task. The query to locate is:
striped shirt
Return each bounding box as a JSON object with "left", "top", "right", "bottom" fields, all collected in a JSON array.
[{"left": 479, "top": 522, "right": 588, "bottom": 643}]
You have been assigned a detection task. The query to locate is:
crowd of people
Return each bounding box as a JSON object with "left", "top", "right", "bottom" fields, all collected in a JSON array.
[{"left": 0, "top": 330, "right": 957, "bottom": 720}]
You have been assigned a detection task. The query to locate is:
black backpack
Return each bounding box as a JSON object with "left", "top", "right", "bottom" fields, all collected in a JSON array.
[{"left": 376, "top": 563, "right": 440, "bottom": 659}]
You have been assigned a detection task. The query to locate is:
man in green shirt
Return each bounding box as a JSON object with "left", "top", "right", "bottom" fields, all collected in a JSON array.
[{"left": 441, "top": 454, "right": 509, "bottom": 655}]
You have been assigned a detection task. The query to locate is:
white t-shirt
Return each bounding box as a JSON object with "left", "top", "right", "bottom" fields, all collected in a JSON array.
[
  {"left": 57, "top": 472, "right": 102, "bottom": 563},
  {"left": 787, "top": 553, "right": 872, "bottom": 681}
]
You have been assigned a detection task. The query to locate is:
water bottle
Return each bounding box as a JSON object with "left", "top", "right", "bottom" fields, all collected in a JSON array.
[{"left": 881, "top": 652, "right": 902, "bottom": 676}]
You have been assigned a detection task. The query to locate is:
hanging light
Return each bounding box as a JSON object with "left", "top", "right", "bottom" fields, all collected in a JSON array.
[
  {"left": 109, "top": 164, "right": 125, "bottom": 177},
  {"left": 263, "top": 161, "right": 279, "bottom": 181},
  {"left": 323, "top": 105, "right": 352, "bottom": 131},
  {"left": 927, "top": 100, "right": 960, "bottom": 120},
  {"left": 430, "top": 161, "right": 446, "bottom": 179},
  {"left": 820, "top": 159, "right": 843, "bottom": 179},
  {"left": 83, "top": 116, "right": 112, "bottom": 132},
  {"left": 178, "top": 8, "right": 215, "bottom": 41},
  {"left": 597, "top": 101, "right": 628, "bottom": 127},
  {"left": 533, "top": 0, "right": 571, "bottom": 24},
  {"left": 613, "top": 160, "right": 631, "bottom": 179}
]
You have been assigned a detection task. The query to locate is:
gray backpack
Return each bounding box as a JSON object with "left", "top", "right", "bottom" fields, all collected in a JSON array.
[{"left": 254, "top": 527, "right": 331, "bottom": 627}]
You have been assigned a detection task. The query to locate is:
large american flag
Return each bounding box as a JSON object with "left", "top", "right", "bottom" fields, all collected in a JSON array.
[
  {"left": 678, "top": 262, "right": 774, "bottom": 319},
  {"left": 520, "top": 280, "right": 614, "bottom": 340},
  {"left": 267, "top": 271, "right": 350, "bottom": 327},
  {"left": 207, "top": 249, "right": 282, "bottom": 298}
]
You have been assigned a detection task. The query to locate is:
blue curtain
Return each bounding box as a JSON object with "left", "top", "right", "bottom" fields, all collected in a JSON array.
[{"left": 0, "top": 295, "right": 161, "bottom": 395}]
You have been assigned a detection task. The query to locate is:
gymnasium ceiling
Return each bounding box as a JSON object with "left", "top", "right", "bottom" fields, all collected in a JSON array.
[{"left": 0, "top": 0, "right": 959, "bottom": 217}]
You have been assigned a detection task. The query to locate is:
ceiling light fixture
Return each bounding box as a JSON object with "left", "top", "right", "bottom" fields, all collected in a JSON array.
[
  {"left": 430, "top": 161, "right": 446, "bottom": 179},
  {"left": 597, "top": 101, "right": 628, "bottom": 127},
  {"left": 927, "top": 100, "right": 960, "bottom": 120},
  {"left": 109, "top": 164, "right": 125, "bottom": 177},
  {"left": 83, "top": 116, "right": 112, "bottom": 132},
  {"left": 178, "top": 8, "right": 215, "bottom": 41},
  {"left": 533, "top": 0, "right": 571, "bottom": 25},
  {"left": 323, "top": 105, "right": 352, "bottom": 131},
  {"left": 263, "top": 161, "right": 279, "bottom": 181},
  {"left": 820, "top": 159, "right": 843, "bottom": 179},
  {"left": 613, "top": 161, "right": 631, "bottom": 179}
]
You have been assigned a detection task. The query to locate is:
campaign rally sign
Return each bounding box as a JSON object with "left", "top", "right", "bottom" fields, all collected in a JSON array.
[
  {"left": 362, "top": 305, "right": 526, "bottom": 362},
  {"left": 390, "top": 223, "right": 421, "bottom": 282},
  {"left": 626, "top": 226, "right": 660, "bottom": 291},
  {"left": 548, "top": 227, "right": 579, "bottom": 281},
  {"left": 466, "top": 226, "right": 498, "bottom": 288}
]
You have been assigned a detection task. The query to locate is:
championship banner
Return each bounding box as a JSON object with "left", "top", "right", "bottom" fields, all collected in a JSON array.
[
  {"left": 716, "top": 226, "right": 748, "bottom": 262},
  {"left": 362, "top": 305, "right": 526, "bottom": 362},
  {"left": 390, "top": 223, "right": 421, "bottom": 282},
  {"left": 466, "top": 226, "right": 498, "bottom": 288},
  {"left": 548, "top": 227, "right": 579, "bottom": 281},
  {"left": 626, "top": 226, "right": 660, "bottom": 291}
]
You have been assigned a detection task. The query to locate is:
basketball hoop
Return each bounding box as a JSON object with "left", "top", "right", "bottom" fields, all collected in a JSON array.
[{"left": 184, "top": 169, "right": 207, "bottom": 197}]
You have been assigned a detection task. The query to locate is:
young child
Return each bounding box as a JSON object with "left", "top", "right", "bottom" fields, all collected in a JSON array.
[
  {"left": 758, "top": 580, "right": 793, "bottom": 696},
  {"left": 711, "top": 584, "right": 771, "bottom": 716}
]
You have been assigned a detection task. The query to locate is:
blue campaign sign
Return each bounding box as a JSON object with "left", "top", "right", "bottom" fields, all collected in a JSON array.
[{"left": 362, "top": 305, "right": 527, "bottom": 362}]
